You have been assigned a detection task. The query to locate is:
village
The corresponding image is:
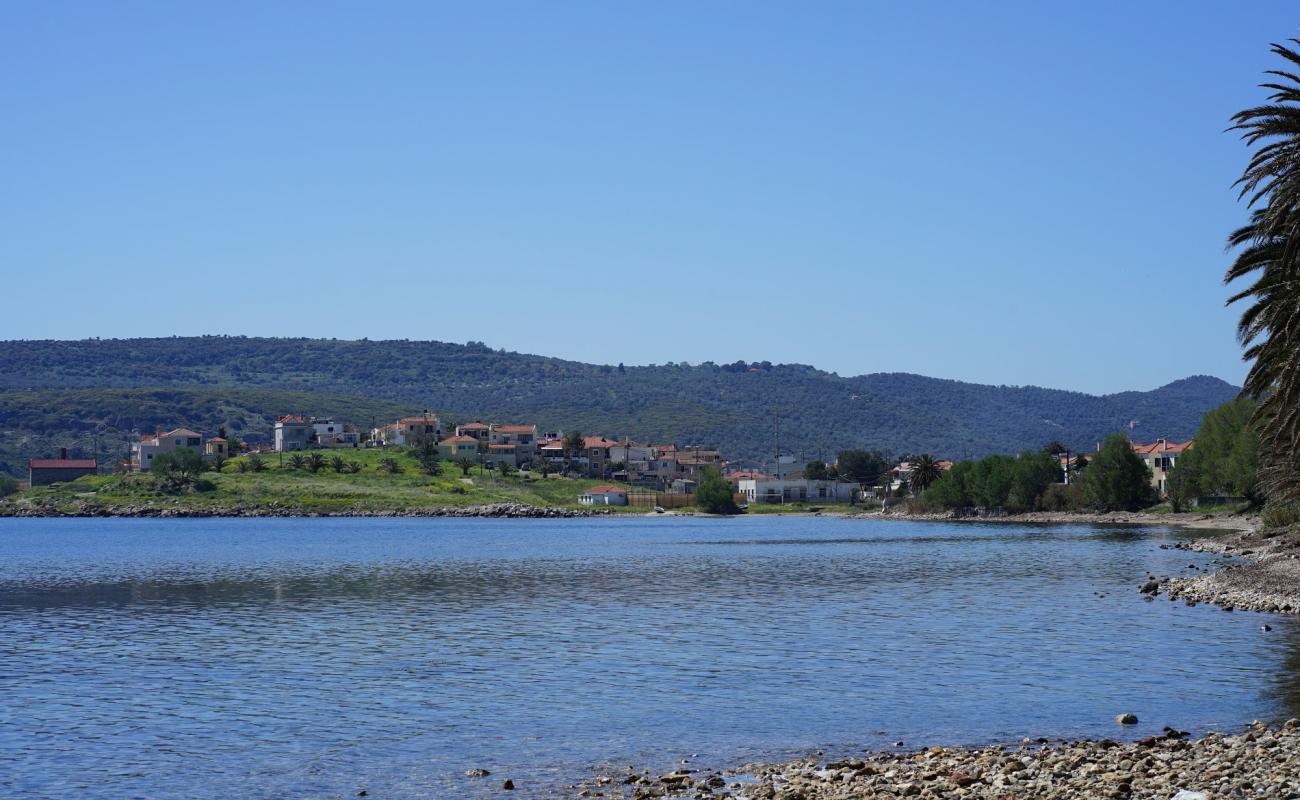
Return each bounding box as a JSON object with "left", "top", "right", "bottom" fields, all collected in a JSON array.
[{"left": 20, "top": 408, "right": 1196, "bottom": 509}]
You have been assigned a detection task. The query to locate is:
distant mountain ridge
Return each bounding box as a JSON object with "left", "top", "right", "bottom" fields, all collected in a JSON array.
[{"left": 0, "top": 337, "right": 1239, "bottom": 475}]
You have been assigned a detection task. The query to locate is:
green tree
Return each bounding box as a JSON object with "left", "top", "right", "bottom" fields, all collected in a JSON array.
[
  {"left": 1227, "top": 43, "right": 1300, "bottom": 501},
  {"left": 0, "top": 476, "right": 19, "bottom": 498},
  {"left": 456, "top": 457, "right": 475, "bottom": 477},
  {"left": 329, "top": 455, "right": 347, "bottom": 473},
  {"left": 837, "top": 449, "right": 887, "bottom": 484},
  {"left": 288, "top": 453, "right": 307, "bottom": 470},
  {"left": 209, "top": 454, "right": 227, "bottom": 473},
  {"left": 924, "top": 461, "right": 973, "bottom": 508},
  {"left": 306, "top": 453, "right": 326, "bottom": 473},
  {"left": 247, "top": 453, "right": 267, "bottom": 472},
  {"left": 378, "top": 457, "right": 402, "bottom": 474},
  {"left": 562, "top": 431, "right": 585, "bottom": 474},
  {"left": 908, "top": 455, "right": 943, "bottom": 494},
  {"left": 1009, "top": 450, "right": 1063, "bottom": 511},
  {"left": 151, "top": 448, "right": 205, "bottom": 493},
  {"left": 804, "top": 460, "right": 830, "bottom": 480},
  {"left": 1043, "top": 441, "right": 1069, "bottom": 455},
  {"left": 694, "top": 466, "right": 739, "bottom": 514},
  {"left": 410, "top": 441, "right": 443, "bottom": 475},
  {"left": 1168, "top": 398, "right": 1260, "bottom": 507},
  {"left": 1081, "top": 433, "right": 1152, "bottom": 511},
  {"left": 498, "top": 460, "right": 515, "bottom": 477}
]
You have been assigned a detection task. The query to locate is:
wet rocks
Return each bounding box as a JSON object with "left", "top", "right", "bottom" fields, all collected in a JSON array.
[
  {"left": 1115, "top": 713, "right": 1138, "bottom": 725},
  {"left": 690, "top": 720, "right": 1300, "bottom": 800},
  {"left": 465, "top": 768, "right": 491, "bottom": 777}
]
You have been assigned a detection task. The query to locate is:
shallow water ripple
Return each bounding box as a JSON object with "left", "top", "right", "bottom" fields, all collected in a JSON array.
[{"left": 0, "top": 516, "right": 1294, "bottom": 799}]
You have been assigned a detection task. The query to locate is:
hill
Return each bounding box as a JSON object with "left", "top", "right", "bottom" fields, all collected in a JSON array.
[{"left": 0, "top": 337, "right": 1240, "bottom": 477}]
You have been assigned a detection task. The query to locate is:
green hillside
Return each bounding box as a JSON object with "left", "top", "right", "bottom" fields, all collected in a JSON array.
[{"left": 0, "top": 337, "right": 1240, "bottom": 477}]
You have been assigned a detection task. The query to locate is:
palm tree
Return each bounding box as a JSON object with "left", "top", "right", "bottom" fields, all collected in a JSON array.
[
  {"left": 329, "top": 455, "right": 346, "bottom": 473},
  {"left": 1227, "top": 41, "right": 1300, "bottom": 500},
  {"left": 909, "top": 454, "right": 943, "bottom": 494},
  {"left": 288, "top": 453, "right": 307, "bottom": 470},
  {"left": 306, "top": 453, "right": 326, "bottom": 473}
]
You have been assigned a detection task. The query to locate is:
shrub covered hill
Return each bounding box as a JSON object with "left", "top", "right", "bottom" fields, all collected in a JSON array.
[{"left": 0, "top": 336, "right": 1238, "bottom": 477}]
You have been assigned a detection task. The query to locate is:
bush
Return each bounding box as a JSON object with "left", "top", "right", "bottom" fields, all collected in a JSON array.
[
  {"left": 694, "top": 467, "right": 739, "bottom": 514},
  {"left": 150, "top": 449, "right": 205, "bottom": 493},
  {"left": 1040, "top": 482, "right": 1085, "bottom": 512},
  {"left": 0, "top": 476, "right": 18, "bottom": 498},
  {"left": 1263, "top": 501, "right": 1300, "bottom": 530}
]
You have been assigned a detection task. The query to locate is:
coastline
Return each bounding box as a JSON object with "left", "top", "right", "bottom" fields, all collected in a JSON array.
[{"left": 587, "top": 720, "right": 1300, "bottom": 799}]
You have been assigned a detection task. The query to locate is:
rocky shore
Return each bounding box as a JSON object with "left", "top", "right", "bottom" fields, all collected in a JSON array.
[
  {"left": 0, "top": 501, "right": 606, "bottom": 519},
  {"left": 581, "top": 720, "right": 1300, "bottom": 799},
  {"left": 1152, "top": 520, "right": 1300, "bottom": 615}
]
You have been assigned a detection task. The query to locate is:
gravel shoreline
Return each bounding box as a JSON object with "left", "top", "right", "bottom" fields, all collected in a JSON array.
[
  {"left": 1157, "top": 519, "right": 1300, "bottom": 615},
  {"left": 580, "top": 720, "right": 1300, "bottom": 799}
]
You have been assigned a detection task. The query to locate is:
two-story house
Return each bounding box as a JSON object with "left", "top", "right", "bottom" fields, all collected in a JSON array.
[{"left": 132, "top": 428, "right": 204, "bottom": 471}]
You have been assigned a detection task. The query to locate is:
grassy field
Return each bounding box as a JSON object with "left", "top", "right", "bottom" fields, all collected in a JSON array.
[{"left": 5, "top": 446, "right": 646, "bottom": 515}]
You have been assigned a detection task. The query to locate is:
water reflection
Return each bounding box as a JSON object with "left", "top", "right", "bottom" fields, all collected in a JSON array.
[{"left": 0, "top": 516, "right": 1293, "bottom": 800}]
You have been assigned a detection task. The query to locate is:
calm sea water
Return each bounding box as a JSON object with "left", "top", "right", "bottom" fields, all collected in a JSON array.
[{"left": 0, "top": 516, "right": 1296, "bottom": 799}]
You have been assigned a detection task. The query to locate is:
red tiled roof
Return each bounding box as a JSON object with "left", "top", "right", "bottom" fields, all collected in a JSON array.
[
  {"left": 30, "top": 459, "right": 97, "bottom": 469},
  {"left": 458, "top": 422, "right": 490, "bottom": 430},
  {"left": 726, "top": 471, "right": 769, "bottom": 481},
  {"left": 493, "top": 424, "right": 536, "bottom": 433},
  {"left": 585, "top": 485, "right": 627, "bottom": 494},
  {"left": 488, "top": 444, "right": 516, "bottom": 450},
  {"left": 583, "top": 436, "right": 616, "bottom": 447},
  {"left": 208, "top": 437, "right": 226, "bottom": 442},
  {"left": 1132, "top": 439, "right": 1194, "bottom": 455},
  {"left": 276, "top": 415, "right": 308, "bottom": 424},
  {"left": 441, "top": 435, "right": 478, "bottom": 443},
  {"left": 163, "top": 428, "right": 201, "bottom": 438}
]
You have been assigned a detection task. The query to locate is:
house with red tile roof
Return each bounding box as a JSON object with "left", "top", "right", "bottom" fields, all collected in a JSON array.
[
  {"left": 490, "top": 424, "right": 537, "bottom": 465},
  {"left": 29, "top": 448, "right": 97, "bottom": 486},
  {"left": 578, "top": 485, "right": 629, "bottom": 506},
  {"left": 1131, "top": 438, "right": 1193, "bottom": 496},
  {"left": 439, "top": 434, "right": 480, "bottom": 460}
]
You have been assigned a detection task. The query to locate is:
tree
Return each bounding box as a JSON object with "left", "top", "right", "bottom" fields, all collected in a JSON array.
[
  {"left": 1227, "top": 43, "right": 1300, "bottom": 501},
  {"left": 329, "top": 455, "right": 347, "bottom": 473},
  {"left": 410, "top": 441, "right": 442, "bottom": 475},
  {"left": 1081, "top": 433, "right": 1152, "bottom": 511},
  {"left": 804, "top": 460, "right": 830, "bottom": 480},
  {"left": 209, "top": 454, "right": 228, "bottom": 473},
  {"left": 457, "top": 457, "right": 475, "bottom": 477},
  {"left": 537, "top": 458, "right": 556, "bottom": 477},
  {"left": 378, "top": 457, "right": 402, "bottom": 474},
  {"left": 498, "top": 460, "right": 515, "bottom": 477},
  {"left": 151, "top": 448, "right": 205, "bottom": 493},
  {"left": 1043, "top": 441, "right": 1069, "bottom": 455},
  {"left": 1008, "top": 450, "right": 1063, "bottom": 511},
  {"left": 836, "top": 449, "right": 887, "bottom": 484},
  {"left": 694, "top": 466, "right": 739, "bottom": 514},
  {"left": 563, "top": 430, "right": 585, "bottom": 475},
  {"left": 908, "top": 455, "right": 943, "bottom": 494},
  {"left": 1168, "top": 398, "right": 1260, "bottom": 505},
  {"left": 217, "top": 426, "right": 228, "bottom": 440},
  {"left": 288, "top": 453, "right": 307, "bottom": 470},
  {"left": 0, "top": 476, "right": 19, "bottom": 498},
  {"left": 306, "top": 453, "right": 325, "bottom": 473}
]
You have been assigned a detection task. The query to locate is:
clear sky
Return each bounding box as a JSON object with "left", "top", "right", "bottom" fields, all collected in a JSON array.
[{"left": 2, "top": 2, "right": 1294, "bottom": 393}]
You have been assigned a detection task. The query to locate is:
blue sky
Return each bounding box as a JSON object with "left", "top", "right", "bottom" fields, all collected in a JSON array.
[{"left": 2, "top": 2, "right": 1294, "bottom": 393}]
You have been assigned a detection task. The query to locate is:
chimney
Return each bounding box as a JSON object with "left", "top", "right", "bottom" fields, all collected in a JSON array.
[{"left": 60, "top": 447, "right": 67, "bottom": 459}]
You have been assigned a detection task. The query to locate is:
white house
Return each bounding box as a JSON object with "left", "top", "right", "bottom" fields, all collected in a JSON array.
[
  {"left": 737, "top": 477, "right": 857, "bottom": 504},
  {"left": 578, "top": 485, "right": 629, "bottom": 506},
  {"left": 131, "top": 428, "right": 204, "bottom": 471}
]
